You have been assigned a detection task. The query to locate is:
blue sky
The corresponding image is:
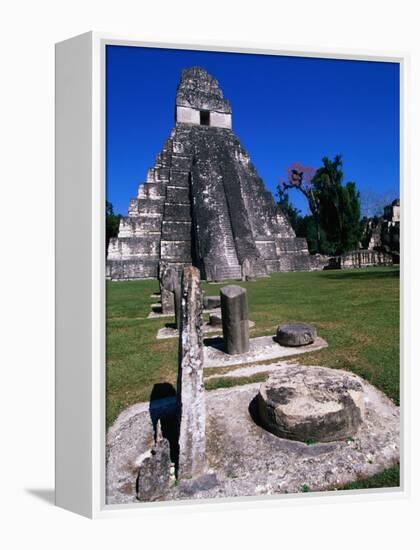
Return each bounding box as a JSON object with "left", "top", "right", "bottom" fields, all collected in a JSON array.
[{"left": 106, "top": 45, "right": 399, "bottom": 217}]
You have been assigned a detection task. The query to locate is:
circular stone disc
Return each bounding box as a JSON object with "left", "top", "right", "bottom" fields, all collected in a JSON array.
[
  {"left": 276, "top": 322, "right": 317, "bottom": 347},
  {"left": 257, "top": 365, "right": 365, "bottom": 442}
]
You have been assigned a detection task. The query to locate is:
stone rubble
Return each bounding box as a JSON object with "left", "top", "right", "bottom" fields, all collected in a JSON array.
[{"left": 136, "top": 420, "right": 172, "bottom": 502}]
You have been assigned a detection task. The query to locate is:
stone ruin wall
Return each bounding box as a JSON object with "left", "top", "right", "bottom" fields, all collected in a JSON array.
[{"left": 360, "top": 199, "right": 400, "bottom": 265}]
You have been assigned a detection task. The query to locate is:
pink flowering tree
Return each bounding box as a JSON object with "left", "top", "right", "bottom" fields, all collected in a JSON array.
[{"left": 279, "top": 162, "right": 320, "bottom": 248}]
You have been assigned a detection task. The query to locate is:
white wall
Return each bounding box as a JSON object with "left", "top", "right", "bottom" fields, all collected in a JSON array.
[
  {"left": 176, "top": 105, "right": 201, "bottom": 125},
  {"left": 176, "top": 106, "right": 232, "bottom": 128},
  {"left": 210, "top": 111, "right": 232, "bottom": 129},
  {"left": 1, "top": 0, "right": 419, "bottom": 548}
]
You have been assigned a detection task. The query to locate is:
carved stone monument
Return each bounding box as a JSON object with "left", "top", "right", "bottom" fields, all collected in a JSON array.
[
  {"left": 107, "top": 67, "right": 316, "bottom": 281},
  {"left": 220, "top": 285, "right": 250, "bottom": 355},
  {"left": 176, "top": 266, "right": 207, "bottom": 479},
  {"left": 159, "top": 262, "right": 179, "bottom": 314},
  {"left": 203, "top": 295, "right": 221, "bottom": 309}
]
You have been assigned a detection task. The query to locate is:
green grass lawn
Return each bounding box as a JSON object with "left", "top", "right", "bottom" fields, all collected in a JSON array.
[
  {"left": 106, "top": 266, "right": 400, "bottom": 489},
  {"left": 107, "top": 266, "right": 399, "bottom": 425}
]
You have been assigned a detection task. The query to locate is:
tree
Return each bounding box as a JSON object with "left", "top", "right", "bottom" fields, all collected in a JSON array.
[
  {"left": 276, "top": 185, "right": 301, "bottom": 232},
  {"left": 278, "top": 162, "right": 321, "bottom": 249},
  {"left": 106, "top": 201, "right": 121, "bottom": 254},
  {"left": 279, "top": 156, "right": 362, "bottom": 255},
  {"left": 295, "top": 215, "right": 335, "bottom": 255},
  {"left": 311, "top": 156, "right": 362, "bottom": 254},
  {"left": 360, "top": 189, "right": 396, "bottom": 218}
]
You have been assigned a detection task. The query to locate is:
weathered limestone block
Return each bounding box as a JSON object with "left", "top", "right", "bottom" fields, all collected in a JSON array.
[
  {"left": 161, "top": 220, "right": 191, "bottom": 240},
  {"left": 106, "top": 258, "right": 158, "bottom": 280},
  {"left": 107, "top": 236, "right": 161, "bottom": 261},
  {"left": 160, "top": 240, "right": 191, "bottom": 262},
  {"left": 257, "top": 366, "right": 365, "bottom": 442},
  {"left": 161, "top": 289, "right": 174, "bottom": 315},
  {"left": 174, "top": 283, "right": 182, "bottom": 330},
  {"left": 138, "top": 182, "right": 166, "bottom": 200},
  {"left": 220, "top": 285, "right": 250, "bottom": 355},
  {"left": 254, "top": 241, "right": 278, "bottom": 260},
  {"left": 171, "top": 155, "right": 192, "bottom": 172},
  {"left": 165, "top": 186, "right": 190, "bottom": 204},
  {"left": 203, "top": 295, "right": 221, "bottom": 309},
  {"left": 159, "top": 263, "right": 180, "bottom": 314},
  {"left": 177, "top": 266, "right": 207, "bottom": 479},
  {"left": 276, "top": 323, "right": 317, "bottom": 347},
  {"left": 241, "top": 258, "right": 251, "bottom": 281},
  {"left": 241, "top": 258, "right": 259, "bottom": 281},
  {"left": 176, "top": 67, "right": 232, "bottom": 114},
  {"left": 118, "top": 216, "right": 163, "bottom": 238},
  {"left": 164, "top": 203, "right": 191, "bottom": 222},
  {"left": 209, "top": 313, "right": 222, "bottom": 327},
  {"left": 128, "top": 199, "right": 139, "bottom": 217},
  {"left": 136, "top": 420, "right": 172, "bottom": 502},
  {"left": 169, "top": 170, "right": 189, "bottom": 187}
]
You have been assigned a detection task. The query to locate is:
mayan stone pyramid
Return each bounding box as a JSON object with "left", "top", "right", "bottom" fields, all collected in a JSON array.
[{"left": 107, "top": 67, "right": 314, "bottom": 281}]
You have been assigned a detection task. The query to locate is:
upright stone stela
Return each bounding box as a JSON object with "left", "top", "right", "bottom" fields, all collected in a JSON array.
[
  {"left": 107, "top": 67, "right": 315, "bottom": 281},
  {"left": 220, "top": 285, "right": 250, "bottom": 355},
  {"left": 177, "top": 266, "right": 207, "bottom": 480}
]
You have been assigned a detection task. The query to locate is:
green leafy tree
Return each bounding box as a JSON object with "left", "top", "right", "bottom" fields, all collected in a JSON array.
[
  {"left": 312, "top": 156, "right": 362, "bottom": 254},
  {"left": 279, "top": 162, "right": 321, "bottom": 249},
  {"left": 295, "top": 215, "right": 335, "bottom": 255},
  {"left": 106, "top": 201, "right": 121, "bottom": 255},
  {"left": 279, "top": 156, "right": 362, "bottom": 255}
]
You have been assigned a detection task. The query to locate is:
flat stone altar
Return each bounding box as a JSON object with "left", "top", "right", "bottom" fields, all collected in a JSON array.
[
  {"left": 203, "top": 335, "right": 328, "bottom": 368},
  {"left": 106, "top": 370, "right": 399, "bottom": 504},
  {"left": 148, "top": 306, "right": 222, "bottom": 319},
  {"left": 156, "top": 320, "right": 255, "bottom": 340}
]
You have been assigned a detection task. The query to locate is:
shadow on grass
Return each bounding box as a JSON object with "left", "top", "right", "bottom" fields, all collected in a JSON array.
[
  {"left": 203, "top": 336, "right": 225, "bottom": 351},
  {"left": 149, "top": 383, "right": 179, "bottom": 471}
]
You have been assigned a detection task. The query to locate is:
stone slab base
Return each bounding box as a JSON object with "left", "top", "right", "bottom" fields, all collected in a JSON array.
[
  {"left": 106, "top": 372, "right": 399, "bottom": 504},
  {"left": 203, "top": 335, "right": 328, "bottom": 368},
  {"left": 203, "top": 360, "right": 298, "bottom": 381},
  {"left": 147, "top": 307, "right": 222, "bottom": 319},
  {"left": 156, "top": 320, "right": 255, "bottom": 340}
]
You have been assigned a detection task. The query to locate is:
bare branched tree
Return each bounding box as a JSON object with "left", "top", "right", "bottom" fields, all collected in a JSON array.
[{"left": 279, "top": 162, "right": 319, "bottom": 246}]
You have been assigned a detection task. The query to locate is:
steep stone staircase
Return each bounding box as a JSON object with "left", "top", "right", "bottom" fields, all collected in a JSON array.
[{"left": 215, "top": 213, "right": 242, "bottom": 280}]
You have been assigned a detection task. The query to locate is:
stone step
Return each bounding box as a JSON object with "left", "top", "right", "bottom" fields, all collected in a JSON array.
[{"left": 214, "top": 265, "right": 242, "bottom": 280}]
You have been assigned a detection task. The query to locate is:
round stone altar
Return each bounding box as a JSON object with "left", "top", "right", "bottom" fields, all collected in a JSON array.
[
  {"left": 257, "top": 365, "right": 365, "bottom": 442},
  {"left": 276, "top": 322, "right": 317, "bottom": 347}
]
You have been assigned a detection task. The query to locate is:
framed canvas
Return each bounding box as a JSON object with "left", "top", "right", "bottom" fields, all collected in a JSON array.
[{"left": 55, "top": 32, "right": 409, "bottom": 518}]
